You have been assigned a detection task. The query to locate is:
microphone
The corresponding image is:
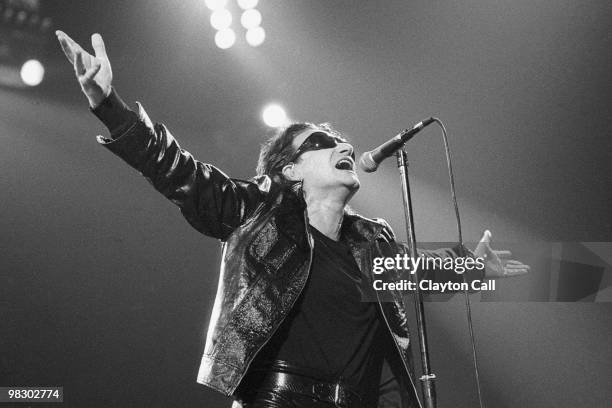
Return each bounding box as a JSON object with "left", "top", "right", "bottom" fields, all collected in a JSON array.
[{"left": 358, "top": 117, "right": 435, "bottom": 172}]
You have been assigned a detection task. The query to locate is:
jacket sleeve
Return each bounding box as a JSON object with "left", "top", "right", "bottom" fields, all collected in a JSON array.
[{"left": 92, "top": 89, "right": 267, "bottom": 241}]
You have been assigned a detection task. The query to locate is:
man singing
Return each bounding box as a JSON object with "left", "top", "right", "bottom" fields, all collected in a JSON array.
[{"left": 56, "top": 31, "right": 529, "bottom": 408}]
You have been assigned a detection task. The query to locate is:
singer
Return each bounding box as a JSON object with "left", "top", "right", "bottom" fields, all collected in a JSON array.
[{"left": 56, "top": 32, "right": 529, "bottom": 408}]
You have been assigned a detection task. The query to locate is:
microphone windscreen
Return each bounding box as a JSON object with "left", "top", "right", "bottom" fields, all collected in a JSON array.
[{"left": 359, "top": 152, "right": 378, "bottom": 173}]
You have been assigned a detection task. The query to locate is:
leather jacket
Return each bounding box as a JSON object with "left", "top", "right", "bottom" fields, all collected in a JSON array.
[{"left": 94, "top": 90, "right": 477, "bottom": 408}]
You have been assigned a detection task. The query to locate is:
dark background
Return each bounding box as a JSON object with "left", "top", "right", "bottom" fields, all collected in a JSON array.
[{"left": 2, "top": 1, "right": 611, "bottom": 407}]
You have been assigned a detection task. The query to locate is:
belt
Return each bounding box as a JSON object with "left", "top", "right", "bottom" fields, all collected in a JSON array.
[
  {"left": 259, "top": 371, "right": 362, "bottom": 408},
  {"left": 241, "top": 361, "right": 363, "bottom": 408}
]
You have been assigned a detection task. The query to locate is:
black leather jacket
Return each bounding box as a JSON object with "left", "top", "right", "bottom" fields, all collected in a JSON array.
[{"left": 94, "top": 90, "right": 477, "bottom": 408}]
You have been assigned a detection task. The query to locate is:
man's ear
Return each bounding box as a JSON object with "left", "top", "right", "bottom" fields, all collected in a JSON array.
[{"left": 282, "top": 163, "right": 300, "bottom": 182}]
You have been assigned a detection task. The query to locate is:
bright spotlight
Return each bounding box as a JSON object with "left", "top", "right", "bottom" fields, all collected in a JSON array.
[
  {"left": 237, "top": 0, "right": 258, "bottom": 10},
  {"left": 20, "top": 59, "right": 44, "bottom": 86},
  {"left": 204, "top": 0, "right": 228, "bottom": 11},
  {"left": 240, "top": 9, "right": 261, "bottom": 29},
  {"left": 246, "top": 26, "right": 265, "bottom": 47},
  {"left": 210, "top": 8, "right": 232, "bottom": 30},
  {"left": 262, "top": 104, "right": 288, "bottom": 128},
  {"left": 214, "top": 28, "right": 236, "bottom": 49}
]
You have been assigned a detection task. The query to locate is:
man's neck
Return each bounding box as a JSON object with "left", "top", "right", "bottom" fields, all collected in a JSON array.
[{"left": 305, "top": 192, "right": 348, "bottom": 241}]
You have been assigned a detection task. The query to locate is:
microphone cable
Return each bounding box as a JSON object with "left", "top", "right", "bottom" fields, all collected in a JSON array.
[{"left": 432, "top": 118, "right": 485, "bottom": 408}]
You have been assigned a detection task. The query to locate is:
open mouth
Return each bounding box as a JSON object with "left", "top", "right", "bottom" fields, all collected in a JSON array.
[{"left": 335, "top": 157, "right": 355, "bottom": 171}]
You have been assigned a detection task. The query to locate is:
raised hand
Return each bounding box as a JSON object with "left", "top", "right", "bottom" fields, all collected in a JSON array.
[
  {"left": 56, "top": 31, "right": 113, "bottom": 108},
  {"left": 474, "top": 230, "right": 530, "bottom": 278}
]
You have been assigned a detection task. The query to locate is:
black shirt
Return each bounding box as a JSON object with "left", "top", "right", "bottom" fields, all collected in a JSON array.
[{"left": 255, "top": 225, "right": 385, "bottom": 394}]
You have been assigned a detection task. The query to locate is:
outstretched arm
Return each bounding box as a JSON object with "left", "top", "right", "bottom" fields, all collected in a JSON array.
[{"left": 55, "top": 31, "right": 267, "bottom": 240}]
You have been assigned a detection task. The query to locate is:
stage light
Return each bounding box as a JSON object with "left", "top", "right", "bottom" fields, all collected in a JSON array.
[
  {"left": 210, "top": 8, "right": 232, "bottom": 30},
  {"left": 214, "top": 28, "right": 236, "bottom": 49},
  {"left": 15, "top": 10, "right": 27, "bottom": 24},
  {"left": 20, "top": 59, "right": 44, "bottom": 86},
  {"left": 262, "top": 104, "right": 288, "bottom": 127},
  {"left": 237, "top": 0, "right": 258, "bottom": 10},
  {"left": 240, "top": 9, "right": 261, "bottom": 29},
  {"left": 245, "top": 26, "right": 265, "bottom": 47},
  {"left": 2, "top": 7, "right": 14, "bottom": 22},
  {"left": 40, "top": 17, "right": 52, "bottom": 32},
  {"left": 0, "top": 1, "right": 52, "bottom": 88},
  {"left": 204, "top": 0, "right": 228, "bottom": 11}
]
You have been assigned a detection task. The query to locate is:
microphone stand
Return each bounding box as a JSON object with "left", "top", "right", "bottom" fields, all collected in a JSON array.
[{"left": 396, "top": 149, "right": 437, "bottom": 408}]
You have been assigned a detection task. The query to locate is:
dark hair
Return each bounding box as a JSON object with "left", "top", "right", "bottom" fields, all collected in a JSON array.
[{"left": 256, "top": 122, "right": 346, "bottom": 188}]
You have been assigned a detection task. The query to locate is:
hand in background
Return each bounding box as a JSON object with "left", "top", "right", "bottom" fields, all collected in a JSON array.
[{"left": 56, "top": 31, "right": 112, "bottom": 108}]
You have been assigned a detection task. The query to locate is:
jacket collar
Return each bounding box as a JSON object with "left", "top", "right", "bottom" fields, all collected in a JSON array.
[{"left": 342, "top": 212, "right": 387, "bottom": 242}]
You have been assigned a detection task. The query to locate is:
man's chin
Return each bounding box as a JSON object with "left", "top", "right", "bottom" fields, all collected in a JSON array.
[
  {"left": 346, "top": 177, "right": 360, "bottom": 192},
  {"left": 344, "top": 181, "right": 360, "bottom": 203},
  {"left": 334, "top": 176, "right": 360, "bottom": 197}
]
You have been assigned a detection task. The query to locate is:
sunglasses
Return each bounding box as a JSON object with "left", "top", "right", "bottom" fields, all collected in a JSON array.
[{"left": 289, "top": 131, "right": 353, "bottom": 162}]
